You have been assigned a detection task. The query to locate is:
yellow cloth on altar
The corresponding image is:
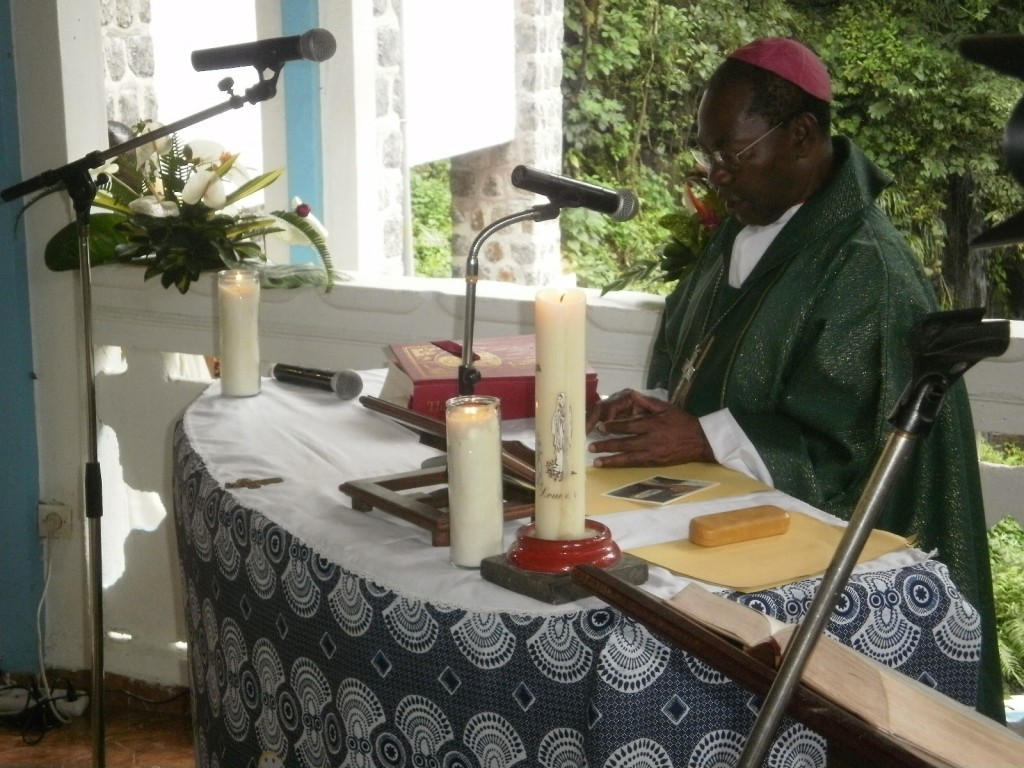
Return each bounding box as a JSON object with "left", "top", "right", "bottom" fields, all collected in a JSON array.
[
  {"left": 584, "top": 462, "right": 910, "bottom": 592},
  {"left": 629, "top": 510, "right": 908, "bottom": 592},
  {"left": 584, "top": 462, "right": 770, "bottom": 515}
]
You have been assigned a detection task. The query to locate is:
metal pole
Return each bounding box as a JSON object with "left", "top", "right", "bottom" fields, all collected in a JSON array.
[
  {"left": 736, "top": 430, "right": 917, "bottom": 767},
  {"left": 458, "top": 204, "right": 560, "bottom": 395}
]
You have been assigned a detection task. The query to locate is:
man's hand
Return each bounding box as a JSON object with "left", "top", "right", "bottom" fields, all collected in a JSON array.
[{"left": 586, "top": 389, "right": 715, "bottom": 468}]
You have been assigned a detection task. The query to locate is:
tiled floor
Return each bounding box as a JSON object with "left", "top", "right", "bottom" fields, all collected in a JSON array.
[
  {"left": 3, "top": 692, "right": 1019, "bottom": 766},
  {"left": 0, "top": 701, "right": 194, "bottom": 767}
]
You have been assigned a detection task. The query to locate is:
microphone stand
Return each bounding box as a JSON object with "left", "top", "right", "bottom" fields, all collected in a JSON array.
[
  {"left": 736, "top": 308, "right": 1009, "bottom": 768},
  {"left": 1, "top": 66, "right": 285, "bottom": 768},
  {"left": 458, "top": 202, "right": 561, "bottom": 395}
]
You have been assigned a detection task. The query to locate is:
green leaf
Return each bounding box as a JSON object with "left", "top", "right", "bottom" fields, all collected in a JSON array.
[
  {"left": 271, "top": 209, "right": 335, "bottom": 291},
  {"left": 43, "top": 213, "right": 131, "bottom": 271},
  {"left": 223, "top": 168, "right": 285, "bottom": 207}
]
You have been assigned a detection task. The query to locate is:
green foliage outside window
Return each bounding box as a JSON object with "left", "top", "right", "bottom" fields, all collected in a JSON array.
[
  {"left": 989, "top": 516, "right": 1024, "bottom": 694},
  {"left": 411, "top": 160, "right": 454, "bottom": 278}
]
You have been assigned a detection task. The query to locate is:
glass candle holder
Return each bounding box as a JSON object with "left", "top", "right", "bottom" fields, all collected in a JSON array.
[
  {"left": 217, "top": 269, "right": 261, "bottom": 397},
  {"left": 445, "top": 395, "right": 504, "bottom": 568}
]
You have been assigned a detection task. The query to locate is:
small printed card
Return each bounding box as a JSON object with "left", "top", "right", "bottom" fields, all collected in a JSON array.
[{"left": 604, "top": 475, "right": 719, "bottom": 506}]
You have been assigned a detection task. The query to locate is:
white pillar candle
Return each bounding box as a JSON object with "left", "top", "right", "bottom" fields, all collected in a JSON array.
[
  {"left": 446, "top": 395, "right": 505, "bottom": 567},
  {"left": 217, "top": 269, "right": 261, "bottom": 397},
  {"left": 533, "top": 288, "right": 588, "bottom": 540}
]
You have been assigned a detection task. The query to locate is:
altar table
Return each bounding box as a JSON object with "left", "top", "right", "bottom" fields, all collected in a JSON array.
[{"left": 172, "top": 372, "right": 983, "bottom": 768}]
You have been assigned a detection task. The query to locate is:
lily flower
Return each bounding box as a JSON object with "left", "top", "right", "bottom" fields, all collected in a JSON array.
[
  {"left": 185, "top": 140, "right": 251, "bottom": 185},
  {"left": 272, "top": 197, "right": 329, "bottom": 245},
  {"left": 291, "top": 197, "right": 328, "bottom": 239},
  {"left": 90, "top": 161, "right": 120, "bottom": 181},
  {"left": 181, "top": 166, "right": 227, "bottom": 209},
  {"left": 134, "top": 121, "right": 172, "bottom": 169}
]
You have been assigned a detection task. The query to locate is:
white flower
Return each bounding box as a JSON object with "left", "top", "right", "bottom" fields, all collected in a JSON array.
[
  {"left": 128, "top": 195, "right": 179, "bottom": 217},
  {"left": 135, "top": 121, "right": 172, "bottom": 169},
  {"left": 181, "top": 166, "right": 227, "bottom": 209},
  {"left": 295, "top": 197, "right": 328, "bottom": 238},
  {"left": 270, "top": 197, "right": 329, "bottom": 245},
  {"left": 185, "top": 140, "right": 251, "bottom": 184},
  {"left": 90, "top": 161, "right": 119, "bottom": 181}
]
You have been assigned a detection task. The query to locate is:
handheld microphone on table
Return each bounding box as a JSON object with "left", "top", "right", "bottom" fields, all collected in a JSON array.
[
  {"left": 271, "top": 363, "right": 363, "bottom": 400},
  {"left": 191, "top": 28, "right": 337, "bottom": 72},
  {"left": 510, "top": 165, "right": 640, "bottom": 222}
]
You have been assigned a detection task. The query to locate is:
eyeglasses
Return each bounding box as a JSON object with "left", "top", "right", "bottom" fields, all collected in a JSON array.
[{"left": 693, "top": 119, "right": 787, "bottom": 174}]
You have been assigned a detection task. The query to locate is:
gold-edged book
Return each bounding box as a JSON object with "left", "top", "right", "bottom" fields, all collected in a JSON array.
[{"left": 668, "top": 583, "right": 1024, "bottom": 768}]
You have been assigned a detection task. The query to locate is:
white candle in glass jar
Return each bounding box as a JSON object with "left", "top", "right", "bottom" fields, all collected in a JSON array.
[
  {"left": 533, "top": 287, "right": 588, "bottom": 540},
  {"left": 446, "top": 395, "right": 504, "bottom": 567},
  {"left": 217, "top": 269, "right": 261, "bottom": 397}
]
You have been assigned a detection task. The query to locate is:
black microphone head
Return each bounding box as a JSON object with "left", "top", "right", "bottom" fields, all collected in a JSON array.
[
  {"left": 331, "top": 370, "right": 363, "bottom": 400},
  {"left": 612, "top": 189, "right": 640, "bottom": 222},
  {"left": 300, "top": 28, "right": 337, "bottom": 63}
]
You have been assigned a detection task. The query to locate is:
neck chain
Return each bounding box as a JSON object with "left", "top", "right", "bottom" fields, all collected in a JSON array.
[{"left": 671, "top": 262, "right": 736, "bottom": 406}]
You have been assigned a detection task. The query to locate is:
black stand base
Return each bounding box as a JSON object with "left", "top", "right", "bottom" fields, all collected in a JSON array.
[{"left": 481, "top": 552, "right": 648, "bottom": 605}]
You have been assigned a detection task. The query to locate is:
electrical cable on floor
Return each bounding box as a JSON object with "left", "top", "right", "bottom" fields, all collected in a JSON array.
[
  {"left": 108, "top": 687, "right": 189, "bottom": 705},
  {"left": 5, "top": 536, "right": 187, "bottom": 748},
  {"left": 0, "top": 536, "right": 81, "bottom": 745},
  {"left": 35, "top": 536, "right": 71, "bottom": 728}
]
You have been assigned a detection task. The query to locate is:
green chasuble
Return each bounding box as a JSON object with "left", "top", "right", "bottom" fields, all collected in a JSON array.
[{"left": 649, "top": 136, "right": 1003, "bottom": 720}]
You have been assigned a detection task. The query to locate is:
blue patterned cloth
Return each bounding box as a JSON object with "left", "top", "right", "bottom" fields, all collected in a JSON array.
[{"left": 173, "top": 417, "right": 981, "bottom": 768}]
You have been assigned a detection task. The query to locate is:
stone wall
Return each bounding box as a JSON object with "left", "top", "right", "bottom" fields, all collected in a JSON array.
[
  {"left": 101, "top": 0, "right": 156, "bottom": 127},
  {"left": 449, "top": 0, "right": 565, "bottom": 285},
  {"left": 375, "top": 0, "right": 408, "bottom": 275}
]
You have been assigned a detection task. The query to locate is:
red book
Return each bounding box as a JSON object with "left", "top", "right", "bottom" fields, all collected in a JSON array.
[{"left": 379, "top": 335, "right": 600, "bottom": 420}]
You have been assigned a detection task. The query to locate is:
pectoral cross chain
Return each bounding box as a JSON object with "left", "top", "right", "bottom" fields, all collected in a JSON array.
[{"left": 672, "top": 338, "right": 714, "bottom": 407}]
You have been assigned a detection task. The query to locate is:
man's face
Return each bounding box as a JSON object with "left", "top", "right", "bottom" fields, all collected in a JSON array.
[{"left": 696, "top": 80, "right": 799, "bottom": 227}]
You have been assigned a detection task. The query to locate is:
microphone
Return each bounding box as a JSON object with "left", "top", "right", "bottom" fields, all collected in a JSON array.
[
  {"left": 511, "top": 165, "right": 639, "bottom": 222},
  {"left": 272, "top": 363, "right": 363, "bottom": 400},
  {"left": 191, "top": 28, "right": 337, "bottom": 72}
]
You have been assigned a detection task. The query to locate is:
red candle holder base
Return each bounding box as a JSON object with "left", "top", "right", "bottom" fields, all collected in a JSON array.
[
  {"left": 480, "top": 520, "right": 647, "bottom": 605},
  {"left": 506, "top": 519, "right": 621, "bottom": 574}
]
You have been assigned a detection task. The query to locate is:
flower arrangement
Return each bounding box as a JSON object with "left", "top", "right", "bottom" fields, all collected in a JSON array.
[
  {"left": 601, "top": 168, "right": 723, "bottom": 295},
  {"left": 36, "top": 121, "right": 334, "bottom": 294}
]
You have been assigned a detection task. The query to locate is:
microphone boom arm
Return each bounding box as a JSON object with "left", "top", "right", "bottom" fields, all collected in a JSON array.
[
  {"left": 459, "top": 203, "right": 562, "bottom": 395},
  {"left": 2, "top": 72, "right": 281, "bottom": 203}
]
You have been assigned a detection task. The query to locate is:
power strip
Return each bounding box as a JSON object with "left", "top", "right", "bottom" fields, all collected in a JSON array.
[
  {"left": 0, "top": 687, "right": 89, "bottom": 718},
  {"left": 55, "top": 692, "right": 89, "bottom": 718},
  {"left": 0, "top": 688, "right": 29, "bottom": 715}
]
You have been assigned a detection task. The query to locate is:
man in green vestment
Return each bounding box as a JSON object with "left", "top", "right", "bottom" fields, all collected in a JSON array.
[{"left": 586, "top": 37, "right": 1004, "bottom": 721}]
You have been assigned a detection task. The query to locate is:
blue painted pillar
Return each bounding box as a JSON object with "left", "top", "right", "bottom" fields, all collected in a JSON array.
[{"left": 0, "top": 0, "right": 44, "bottom": 672}]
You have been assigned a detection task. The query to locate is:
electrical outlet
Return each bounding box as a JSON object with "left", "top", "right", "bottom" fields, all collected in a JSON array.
[{"left": 38, "top": 503, "right": 72, "bottom": 539}]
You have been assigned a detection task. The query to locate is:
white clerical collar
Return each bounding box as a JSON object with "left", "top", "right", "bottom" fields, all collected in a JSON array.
[{"left": 728, "top": 203, "right": 802, "bottom": 287}]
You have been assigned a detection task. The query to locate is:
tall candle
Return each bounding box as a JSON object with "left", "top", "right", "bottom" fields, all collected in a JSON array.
[
  {"left": 446, "top": 395, "right": 505, "bottom": 567},
  {"left": 533, "top": 288, "right": 588, "bottom": 540},
  {"left": 217, "top": 269, "right": 261, "bottom": 397}
]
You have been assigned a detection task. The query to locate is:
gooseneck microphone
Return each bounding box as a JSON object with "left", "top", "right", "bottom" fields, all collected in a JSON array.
[
  {"left": 511, "top": 165, "right": 640, "bottom": 222},
  {"left": 272, "top": 363, "right": 363, "bottom": 400},
  {"left": 191, "top": 28, "right": 337, "bottom": 72}
]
